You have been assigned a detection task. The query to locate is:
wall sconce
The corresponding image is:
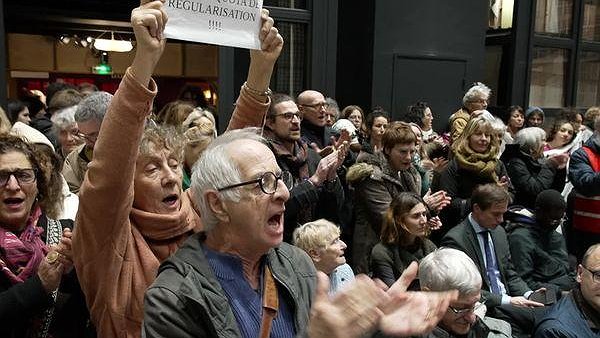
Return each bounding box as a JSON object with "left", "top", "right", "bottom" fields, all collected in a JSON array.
[{"left": 93, "top": 32, "right": 134, "bottom": 53}]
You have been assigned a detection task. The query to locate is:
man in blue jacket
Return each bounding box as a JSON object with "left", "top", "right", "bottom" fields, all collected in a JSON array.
[{"left": 534, "top": 244, "right": 600, "bottom": 337}]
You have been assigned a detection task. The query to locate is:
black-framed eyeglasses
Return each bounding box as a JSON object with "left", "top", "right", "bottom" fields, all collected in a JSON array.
[
  {"left": 217, "top": 171, "right": 293, "bottom": 195},
  {"left": 273, "top": 112, "right": 303, "bottom": 121},
  {"left": 300, "top": 102, "right": 329, "bottom": 110},
  {"left": 582, "top": 265, "right": 600, "bottom": 283},
  {"left": 0, "top": 169, "right": 36, "bottom": 186}
]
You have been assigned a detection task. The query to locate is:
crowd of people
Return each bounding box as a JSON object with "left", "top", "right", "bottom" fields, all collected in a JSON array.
[{"left": 1, "top": 1, "right": 600, "bottom": 338}]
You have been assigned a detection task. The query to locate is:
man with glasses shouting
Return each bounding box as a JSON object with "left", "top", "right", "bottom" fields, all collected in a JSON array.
[
  {"left": 144, "top": 128, "right": 460, "bottom": 338},
  {"left": 419, "top": 248, "right": 512, "bottom": 338},
  {"left": 263, "top": 93, "right": 347, "bottom": 242},
  {"left": 535, "top": 244, "right": 600, "bottom": 337}
]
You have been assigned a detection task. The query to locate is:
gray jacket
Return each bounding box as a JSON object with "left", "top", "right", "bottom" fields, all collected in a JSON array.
[{"left": 142, "top": 233, "right": 317, "bottom": 338}]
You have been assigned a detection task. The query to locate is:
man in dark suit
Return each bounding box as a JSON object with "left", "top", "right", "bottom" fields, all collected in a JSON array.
[{"left": 441, "top": 183, "right": 545, "bottom": 337}]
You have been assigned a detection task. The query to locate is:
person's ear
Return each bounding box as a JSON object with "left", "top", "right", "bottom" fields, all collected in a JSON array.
[
  {"left": 472, "top": 203, "right": 481, "bottom": 214},
  {"left": 205, "top": 190, "right": 230, "bottom": 223},
  {"left": 308, "top": 248, "right": 321, "bottom": 262},
  {"left": 265, "top": 117, "right": 276, "bottom": 130},
  {"left": 576, "top": 264, "right": 584, "bottom": 283}
]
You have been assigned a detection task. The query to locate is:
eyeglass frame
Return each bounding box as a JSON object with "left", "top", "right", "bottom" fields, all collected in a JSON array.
[
  {"left": 581, "top": 265, "right": 600, "bottom": 283},
  {"left": 217, "top": 171, "right": 292, "bottom": 195},
  {"left": 76, "top": 131, "right": 99, "bottom": 143},
  {"left": 448, "top": 299, "right": 486, "bottom": 316},
  {"left": 272, "top": 111, "right": 303, "bottom": 121},
  {"left": 0, "top": 168, "right": 37, "bottom": 186},
  {"left": 299, "top": 102, "right": 329, "bottom": 110}
]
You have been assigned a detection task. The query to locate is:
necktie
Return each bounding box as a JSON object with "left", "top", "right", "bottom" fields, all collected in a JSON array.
[{"left": 480, "top": 230, "right": 501, "bottom": 294}]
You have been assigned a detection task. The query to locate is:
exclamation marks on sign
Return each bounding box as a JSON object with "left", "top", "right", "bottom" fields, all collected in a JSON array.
[{"left": 208, "top": 20, "right": 223, "bottom": 31}]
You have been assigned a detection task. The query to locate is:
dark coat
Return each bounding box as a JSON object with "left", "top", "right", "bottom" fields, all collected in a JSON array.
[
  {"left": 300, "top": 120, "right": 333, "bottom": 150},
  {"left": 143, "top": 233, "right": 317, "bottom": 338},
  {"left": 534, "top": 289, "right": 600, "bottom": 338},
  {"left": 503, "top": 147, "right": 566, "bottom": 209},
  {"left": 434, "top": 158, "right": 514, "bottom": 231},
  {"left": 505, "top": 208, "right": 576, "bottom": 293},
  {"left": 370, "top": 238, "right": 437, "bottom": 288},
  {"left": 569, "top": 134, "right": 600, "bottom": 197},
  {"left": 0, "top": 218, "right": 91, "bottom": 338},
  {"left": 441, "top": 218, "right": 531, "bottom": 308},
  {"left": 346, "top": 152, "right": 421, "bottom": 274},
  {"left": 270, "top": 142, "right": 344, "bottom": 242}
]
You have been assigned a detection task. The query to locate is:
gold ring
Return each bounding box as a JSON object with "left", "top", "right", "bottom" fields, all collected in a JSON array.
[{"left": 46, "top": 251, "right": 60, "bottom": 264}]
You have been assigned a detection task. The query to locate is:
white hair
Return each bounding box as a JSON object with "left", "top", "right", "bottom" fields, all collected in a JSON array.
[
  {"left": 191, "top": 127, "right": 265, "bottom": 231},
  {"left": 51, "top": 105, "right": 78, "bottom": 131},
  {"left": 419, "top": 247, "right": 482, "bottom": 296},
  {"left": 515, "top": 127, "right": 546, "bottom": 154},
  {"left": 463, "top": 82, "right": 491, "bottom": 105}
]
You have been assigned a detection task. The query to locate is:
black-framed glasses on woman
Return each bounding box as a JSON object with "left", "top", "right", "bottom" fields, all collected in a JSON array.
[
  {"left": 0, "top": 169, "right": 36, "bottom": 186},
  {"left": 217, "top": 171, "right": 293, "bottom": 195}
]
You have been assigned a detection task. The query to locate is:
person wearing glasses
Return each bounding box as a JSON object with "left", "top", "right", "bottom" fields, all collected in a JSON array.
[
  {"left": 441, "top": 184, "right": 545, "bottom": 337},
  {"left": 71, "top": 2, "right": 285, "bottom": 337},
  {"left": 297, "top": 90, "right": 334, "bottom": 151},
  {"left": 449, "top": 82, "right": 491, "bottom": 143},
  {"left": 506, "top": 189, "right": 576, "bottom": 298},
  {"left": 419, "top": 248, "right": 512, "bottom": 338},
  {"left": 0, "top": 134, "right": 83, "bottom": 337},
  {"left": 263, "top": 93, "right": 346, "bottom": 242},
  {"left": 534, "top": 244, "right": 600, "bottom": 338},
  {"left": 62, "top": 91, "right": 112, "bottom": 194},
  {"left": 143, "top": 128, "right": 459, "bottom": 338}
]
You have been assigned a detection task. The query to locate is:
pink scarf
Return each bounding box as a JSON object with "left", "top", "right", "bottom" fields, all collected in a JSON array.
[{"left": 0, "top": 207, "right": 47, "bottom": 284}]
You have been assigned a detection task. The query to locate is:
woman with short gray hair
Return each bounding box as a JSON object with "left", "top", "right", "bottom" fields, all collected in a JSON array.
[
  {"left": 503, "top": 127, "right": 567, "bottom": 209},
  {"left": 51, "top": 106, "right": 84, "bottom": 160}
]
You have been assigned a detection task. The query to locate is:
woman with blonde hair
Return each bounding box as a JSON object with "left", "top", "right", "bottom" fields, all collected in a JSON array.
[
  {"left": 181, "top": 109, "right": 217, "bottom": 189},
  {"left": 370, "top": 192, "right": 436, "bottom": 288},
  {"left": 435, "top": 116, "right": 514, "bottom": 230}
]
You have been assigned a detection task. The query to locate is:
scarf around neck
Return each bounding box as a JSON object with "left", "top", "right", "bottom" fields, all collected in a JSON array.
[
  {"left": 454, "top": 146, "right": 499, "bottom": 182},
  {"left": 264, "top": 130, "right": 310, "bottom": 180},
  {"left": 130, "top": 189, "right": 202, "bottom": 260},
  {"left": 0, "top": 206, "right": 47, "bottom": 284}
]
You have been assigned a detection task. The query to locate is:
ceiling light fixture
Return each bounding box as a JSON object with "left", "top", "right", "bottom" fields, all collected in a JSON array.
[{"left": 93, "top": 32, "right": 133, "bottom": 53}]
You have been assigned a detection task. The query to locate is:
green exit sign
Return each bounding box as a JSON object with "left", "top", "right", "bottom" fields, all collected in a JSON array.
[{"left": 92, "top": 63, "right": 112, "bottom": 75}]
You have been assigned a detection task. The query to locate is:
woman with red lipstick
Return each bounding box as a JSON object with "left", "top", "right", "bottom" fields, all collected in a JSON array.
[
  {"left": 370, "top": 192, "right": 437, "bottom": 288},
  {"left": 435, "top": 117, "right": 514, "bottom": 231},
  {"left": 0, "top": 134, "right": 83, "bottom": 337}
]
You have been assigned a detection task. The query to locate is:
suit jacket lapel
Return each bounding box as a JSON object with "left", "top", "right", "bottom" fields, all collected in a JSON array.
[{"left": 465, "top": 221, "right": 485, "bottom": 273}]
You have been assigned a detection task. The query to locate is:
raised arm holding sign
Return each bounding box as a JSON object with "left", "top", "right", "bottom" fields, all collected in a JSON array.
[{"left": 164, "top": 0, "right": 263, "bottom": 49}]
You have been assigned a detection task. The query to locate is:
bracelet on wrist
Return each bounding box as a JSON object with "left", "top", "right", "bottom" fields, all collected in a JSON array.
[{"left": 243, "top": 81, "right": 272, "bottom": 97}]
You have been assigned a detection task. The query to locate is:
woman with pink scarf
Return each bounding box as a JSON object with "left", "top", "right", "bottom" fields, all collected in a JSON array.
[{"left": 0, "top": 134, "right": 82, "bottom": 338}]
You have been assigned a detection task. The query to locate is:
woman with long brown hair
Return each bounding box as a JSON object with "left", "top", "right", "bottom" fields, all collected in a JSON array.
[{"left": 370, "top": 192, "right": 436, "bottom": 288}]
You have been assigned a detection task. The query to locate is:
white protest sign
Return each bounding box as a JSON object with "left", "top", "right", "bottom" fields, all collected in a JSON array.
[{"left": 164, "top": 0, "right": 262, "bottom": 49}]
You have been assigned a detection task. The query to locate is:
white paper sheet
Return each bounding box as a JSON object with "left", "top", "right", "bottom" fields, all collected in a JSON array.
[{"left": 164, "top": 0, "right": 262, "bottom": 49}]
